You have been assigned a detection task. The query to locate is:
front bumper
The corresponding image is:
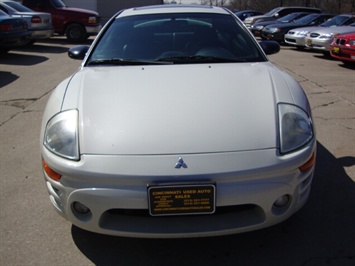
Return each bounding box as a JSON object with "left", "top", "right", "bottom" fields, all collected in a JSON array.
[
  {"left": 85, "top": 24, "right": 102, "bottom": 35},
  {"left": 305, "top": 38, "right": 332, "bottom": 51},
  {"left": 284, "top": 34, "right": 306, "bottom": 47},
  {"left": 42, "top": 142, "right": 316, "bottom": 238},
  {"left": 261, "top": 31, "right": 284, "bottom": 42},
  {"left": 330, "top": 46, "right": 355, "bottom": 62}
]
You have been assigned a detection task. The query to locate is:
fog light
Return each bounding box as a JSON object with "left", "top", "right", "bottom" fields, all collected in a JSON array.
[
  {"left": 73, "top": 201, "right": 90, "bottom": 214},
  {"left": 273, "top": 195, "right": 291, "bottom": 208}
]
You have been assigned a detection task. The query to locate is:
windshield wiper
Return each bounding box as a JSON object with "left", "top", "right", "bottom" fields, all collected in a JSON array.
[
  {"left": 87, "top": 58, "right": 173, "bottom": 66},
  {"left": 156, "top": 55, "right": 246, "bottom": 64}
]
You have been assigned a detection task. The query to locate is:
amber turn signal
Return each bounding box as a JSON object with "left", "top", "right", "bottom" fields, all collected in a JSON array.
[
  {"left": 299, "top": 152, "right": 316, "bottom": 172},
  {"left": 42, "top": 160, "right": 62, "bottom": 181}
]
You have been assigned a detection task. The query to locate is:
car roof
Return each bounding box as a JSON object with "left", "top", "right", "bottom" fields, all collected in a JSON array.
[{"left": 117, "top": 5, "right": 230, "bottom": 18}]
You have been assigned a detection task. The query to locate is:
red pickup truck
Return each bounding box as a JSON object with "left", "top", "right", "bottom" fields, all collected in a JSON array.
[{"left": 21, "top": 0, "right": 101, "bottom": 42}]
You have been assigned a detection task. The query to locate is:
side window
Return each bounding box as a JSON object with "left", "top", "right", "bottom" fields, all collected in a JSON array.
[
  {"left": 0, "top": 6, "right": 8, "bottom": 13},
  {"left": 344, "top": 17, "right": 355, "bottom": 25},
  {"left": 277, "top": 10, "right": 292, "bottom": 17},
  {"left": 319, "top": 17, "right": 330, "bottom": 24}
]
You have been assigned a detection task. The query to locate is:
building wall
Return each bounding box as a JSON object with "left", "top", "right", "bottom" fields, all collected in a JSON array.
[
  {"left": 99, "top": 0, "right": 164, "bottom": 22},
  {"left": 64, "top": 0, "right": 164, "bottom": 23}
]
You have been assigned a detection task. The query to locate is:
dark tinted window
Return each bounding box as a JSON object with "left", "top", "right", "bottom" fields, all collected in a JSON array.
[{"left": 88, "top": 13, "right": 266, "bottom": 64}]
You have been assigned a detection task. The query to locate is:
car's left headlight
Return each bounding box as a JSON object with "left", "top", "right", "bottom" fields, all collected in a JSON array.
[
  {"left": 88, "top": 16, "right": 97, "bottom": 24},
  {"left": 297, "top": 30, "right": 308, "bottom": 36},
  {"left": 253, "top": 25, "right": 264, "bottom": 30},
  {"left": 43, "top": 109, "right": 79, "bottom": 160},
  {"left": 278, "top": 104, "right": 314, "bottom": 154},
  {"left": 319, "top": 33, "right": 334, "bottom": 39},
  {"left": 268, "top": 27, "right": 281, "bottom": 33}
]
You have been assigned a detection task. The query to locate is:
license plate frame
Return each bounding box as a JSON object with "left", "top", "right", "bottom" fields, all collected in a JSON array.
[{"left": 148, "top": 184, "right": 216, "bottom": 216}]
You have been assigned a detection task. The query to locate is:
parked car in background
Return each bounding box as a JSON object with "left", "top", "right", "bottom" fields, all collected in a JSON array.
[
  {"left": 261, "top": 13, "right": 335, "bottom": 43},
  {"left": 234, "top": 10, "right": 263, "bottom": 21},
  {"left": 0, "top": 0, "right": 53, "bottom": 43},
  {"left": 41, "top": 5, "right": 316, "bottom": 238},
  {"left": 21, "top": 0, "right": 101, "bottom": 42},
  {"left": 251, "top": 12, "right": 317, "bottom": 37},
  {"left": 305, "top": 23, "right": 355, "bottom": 54},
  {"left": 0, "top": 9, "right": 30, "bottom": 52},
  {"left": 244, "top": 6, "right": 321, "bottom": 28},
  {"left": 285, "top": 13, "right": 355, "bottom": 49},
  {"left": 330, "top": 32, "right": 355, "bottom": 65}
]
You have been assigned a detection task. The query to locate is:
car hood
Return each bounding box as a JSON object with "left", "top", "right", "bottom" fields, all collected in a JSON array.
[
  {"left": 265, "top": 22, "right": 298, "bottom": 29},
  {"left": 309, "top": 25, "right": 355, "bottom": 34},
  {"left": 62, "top": 63, "right": 295, "bottom": 155},
  {"left": 59, "top": 7, "right": 99, "bottom": 16}
]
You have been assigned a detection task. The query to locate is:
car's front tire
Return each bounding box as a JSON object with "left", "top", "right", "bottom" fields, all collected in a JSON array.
[{"left": 66, "top": 23, "right": 86, "bottom": 43}]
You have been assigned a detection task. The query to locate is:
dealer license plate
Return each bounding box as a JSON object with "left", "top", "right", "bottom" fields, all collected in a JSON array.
[
  {"left": 332, "top": 47, "right": 340, "bottom": 53},
  {"left": 148, "top": 184, "right": 215, "bottom": 216}
]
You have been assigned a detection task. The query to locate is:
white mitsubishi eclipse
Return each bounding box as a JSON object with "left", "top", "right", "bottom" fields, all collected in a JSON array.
[{"left": 40, "top": 4, "right": 316, "bottom": 238}]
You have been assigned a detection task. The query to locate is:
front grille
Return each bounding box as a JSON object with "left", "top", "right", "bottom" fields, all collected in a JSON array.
[
  {"left": 99, "top": 204, "right": 266, "bottom": 234},
  {"left": 334, "top": 38, "right": 346, "bottom": 46},
  {"left": 285, "top": 38, "right": 296, "bottom": 43},
  {"left": 105, "top": 204, "right": 256, "bottom": 217}
]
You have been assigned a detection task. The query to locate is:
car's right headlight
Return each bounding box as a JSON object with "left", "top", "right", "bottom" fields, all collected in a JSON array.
[
  {"left": 253, "top": 25, "right": 264, "bottom": 30},
  {"left": 43, "top": 109, "right": 79, "bottom": 160},
  {"left": 296, "top": 30, "right": 308, "bottom": 36},
  {"left": 278, "top": 104, "right": 314, "bottom": 154}
]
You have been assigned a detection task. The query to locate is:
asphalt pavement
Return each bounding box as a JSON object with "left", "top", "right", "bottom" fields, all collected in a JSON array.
[{"left": 0, "top": 37, "right": 354, "bottom": 266}]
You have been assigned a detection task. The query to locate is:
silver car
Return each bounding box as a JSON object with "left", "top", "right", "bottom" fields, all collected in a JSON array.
[
  {"left": 0, "top": 0, "right": 53, "bottom": 41},
  {"left": 285, "top": 14, "right": 355, "bottom": 49},
  {"left": 40, "top": 5, "right": 316, "bottom": 238},
  {"left": 305, "top": 23, "right": 355, "bottom": 53}
]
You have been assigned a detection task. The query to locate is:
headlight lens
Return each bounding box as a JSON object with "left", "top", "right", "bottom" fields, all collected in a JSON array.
[
  {"left": 278, "top": 104, "right": 313, "bottom": 154},
  {"left": 88, "top": 16, "right": 97, "bottom": 24},
  {"left": 320, "top": 33, "right": 333, "bottom": 39},
  {"left": 268, "top": 27, "right": 281, "bottom": 33},
  {"left": 44, "top": 109, "right": 79, "bottom": 160},
  {"left": 298, "top": 31, "right": 308, "bottom": 36},
  {"left": 348, "top": 39, "right": 355, "bottom": 45},
  {"left": 254, "top": 25, "right": 264, "bottom": 30}
]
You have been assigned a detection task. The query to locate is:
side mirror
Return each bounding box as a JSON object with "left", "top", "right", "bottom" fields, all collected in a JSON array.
[
  {"left": 68, "top": 45, "right": 89, "bottom": 60},
  {"left": 259, "top": 40, "right": 280, "bottom": 55}
]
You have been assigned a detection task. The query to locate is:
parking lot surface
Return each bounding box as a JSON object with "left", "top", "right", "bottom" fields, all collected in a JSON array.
[{"left": 1, "top": 37, "right": 354, "bottom": 265}]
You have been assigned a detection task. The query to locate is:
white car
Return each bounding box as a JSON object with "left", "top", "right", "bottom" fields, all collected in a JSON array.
[
  {"left": 40, "top": 5, "right": 316, "bottom": 238},
  {"left": 305, "top": 23, "right": 355, "bottom": 53},
  {"left": 285, "top": 14, "right": 355, "bottom": 49}
]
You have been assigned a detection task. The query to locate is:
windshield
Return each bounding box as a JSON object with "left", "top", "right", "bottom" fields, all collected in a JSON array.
[
  {"left": 87, "top": 13, "right": 265, "bottom": 65},
  {"left": 264, "top": 8, "right": 280, "bottom": 17},
  {"left": 294, "top": 14, "right": 319, "bottom": 24},
  {"left": 321, "top": 15, "right": 350, "bottom": 27},
  {"left": 4, "top": 1, "right": 34, "bottom": 12},
  {"left": 51, "top": 0, "right": 66, "bottom": 8},
  {"left": 276, "top": 13, "right": 303, "bottom": 23}
]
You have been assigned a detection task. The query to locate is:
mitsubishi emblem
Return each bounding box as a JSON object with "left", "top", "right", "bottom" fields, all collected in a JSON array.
[{"left": 175, "top": 157, "right": 187, "bottom": 169}]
